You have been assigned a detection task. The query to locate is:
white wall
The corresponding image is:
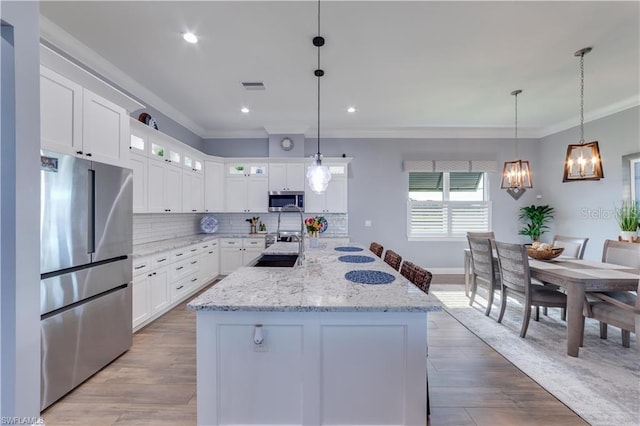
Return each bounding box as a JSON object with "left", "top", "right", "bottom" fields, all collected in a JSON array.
[
  {"left": 0, "top": 0, "right": 41, "bottom": 419},
  {"left": 538, "top": 106, "right": 640, "bottom": 261}
]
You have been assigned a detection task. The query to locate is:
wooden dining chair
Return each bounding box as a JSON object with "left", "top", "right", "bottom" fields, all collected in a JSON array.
[
  {"left": 495, "top": 241, "right": 567, "bottom": 338},
  {"left": 541, "top": 235, "right": 589, "bottom": 319},
  {"left": 369, "top": 242, "right": 384, "bottom": 258},
  {"left": 467, "top": 236, "right": 500, "bottom": 316},
  {"left": 400, "top": 260, "right": 415, "bottom": 281},
  {"left": 585, "top": 240, "right": 640, "bottom": 346},
  {"left": 383, "top": 249, "right": 402, "bottom": 271},
  {"left": 410, "top": 264, "right": 433, "bottom": 295},
  {"left": 552, "top": 235, "right": 589, "bottom": 259}
]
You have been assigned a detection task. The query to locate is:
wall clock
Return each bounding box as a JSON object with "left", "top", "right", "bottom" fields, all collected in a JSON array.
[{"left": 280, "top": 137, "right": 294, "bottom": 151}]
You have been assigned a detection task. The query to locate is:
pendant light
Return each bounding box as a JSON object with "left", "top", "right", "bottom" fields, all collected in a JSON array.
[
  {"left": 306, "top": 0, "right": 332, "bottom": 194},
  {"left": 563, "top": 47, "right": 604, "bottom": 182},
  {"left": 501, "top": 89, "right": 533, "bottom": 195}
]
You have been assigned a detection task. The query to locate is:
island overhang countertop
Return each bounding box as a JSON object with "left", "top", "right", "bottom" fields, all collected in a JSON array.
[{"left": 187, "top": 241, "right": 442, "bottom": 313}]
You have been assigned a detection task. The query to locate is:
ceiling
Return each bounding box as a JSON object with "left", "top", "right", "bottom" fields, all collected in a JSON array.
[{"left": 39, "top": 1, "right": 640, "bottom": 139}]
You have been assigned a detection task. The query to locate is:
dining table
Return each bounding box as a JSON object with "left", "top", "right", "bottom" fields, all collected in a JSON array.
[{"left": 464, "top": 249, "right": 640, "bottom": 357}]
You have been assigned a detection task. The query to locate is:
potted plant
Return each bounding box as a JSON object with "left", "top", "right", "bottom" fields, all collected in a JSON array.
[
  {"left": 518, "top": 204, "right": 554, "bottom": 242},
  {"left": 614, "top": 200, "right": 639, "bottom": 241}
]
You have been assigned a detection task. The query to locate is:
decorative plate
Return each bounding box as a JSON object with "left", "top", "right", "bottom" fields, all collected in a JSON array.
[
  {"left": 345, "top": 270, "right": 396, "bottom": 285},
  {"left": 318, "top": 217, "right": 328, "bottom": 233},
  {"left": 335, "top": 246, "right": 363, "bottom": 252},
  {"left": 200, "top": 215, "right": 219, "bottom": 234},
  {"left": 338, "top": 255, "right": 375, "bottom": 263},
  {"left": 138, "top": 112, "right": 159, "bottom": 130}
]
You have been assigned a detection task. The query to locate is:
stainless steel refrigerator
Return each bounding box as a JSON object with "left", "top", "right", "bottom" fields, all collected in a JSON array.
[{"left": 40, "top": 150, "right": 133, "bottom": 410}]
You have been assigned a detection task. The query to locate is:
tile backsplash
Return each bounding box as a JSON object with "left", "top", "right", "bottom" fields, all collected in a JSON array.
[{"left": 134, "top": 212, "right": 349, "bottom": 245}]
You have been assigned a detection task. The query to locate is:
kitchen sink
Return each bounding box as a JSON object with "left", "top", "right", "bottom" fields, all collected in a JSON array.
[{"left": 252, "top": 254, "right": 298, "bottom": 268}]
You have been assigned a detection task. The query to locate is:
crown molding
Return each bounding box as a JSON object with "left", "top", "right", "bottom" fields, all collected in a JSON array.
[
  {"left": 538, "top": 95, "right": 639, "bottom": 138},
  {"left": 39, "top": 15, "right": 206, "bottom": 137}
]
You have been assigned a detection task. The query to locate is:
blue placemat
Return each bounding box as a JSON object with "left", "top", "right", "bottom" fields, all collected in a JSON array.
[
  {"left": 338, "top": 255, "right": 375, "bottom": 263},
  {"left": 345, "top": 270, "right": 396, "bottom": 285},
  {"left": 335, "top": 246, "right": 363, "bottom": 252}
]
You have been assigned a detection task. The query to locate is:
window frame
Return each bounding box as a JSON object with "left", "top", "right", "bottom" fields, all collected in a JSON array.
[{"left": 407, "top": 171, "right": 492, "bottom": 241}]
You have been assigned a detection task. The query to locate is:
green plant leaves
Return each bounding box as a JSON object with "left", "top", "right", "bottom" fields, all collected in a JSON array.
[{"left": 518, "top": 204, "right": 555, "bottom": 241}]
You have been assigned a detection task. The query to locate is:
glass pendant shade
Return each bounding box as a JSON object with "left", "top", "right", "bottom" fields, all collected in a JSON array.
[
  {"left": 307, "top": 153, "right": 332, "bottom": 194},
  {"left": 500, "top": 160, "right": 533, "bottom": 189},
  {"left": 563, "top": 141, "right": 604, "bottom": 181}
]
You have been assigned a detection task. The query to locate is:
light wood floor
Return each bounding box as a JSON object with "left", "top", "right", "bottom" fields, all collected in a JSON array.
[{"left": 42, "top": 282, "right": 587, "bottom": 426}]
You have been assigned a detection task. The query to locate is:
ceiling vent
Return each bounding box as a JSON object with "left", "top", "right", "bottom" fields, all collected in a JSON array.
[{"left": 241, "top": 81, "right": 265, "bottom": 90}]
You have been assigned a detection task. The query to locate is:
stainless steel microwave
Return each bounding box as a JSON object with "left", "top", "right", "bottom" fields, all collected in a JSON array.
[{"left": 268, "top": 191, "right": 304, "bottom": 212}]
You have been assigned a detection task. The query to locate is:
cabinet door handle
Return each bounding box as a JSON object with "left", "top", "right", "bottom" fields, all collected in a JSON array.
[
  {"left": 191, "top": 260, "right": 197, "bottom": 265},
  {"left": 86, "top": 153, "right": 92, "bottom": 157},
  {"left": 157, "top": 258, "right": 167, "bottom": 263},
  {"left": 208, "top": 251, "right": 214, "bottom": 254},
  {"left": 176, "top": 253, "right": 184, "bottom": 257},
  {"left": 76, "top": 150, "right": 83, "bottom": 155},
  {"left": 192, "top": 209, "right": 196, "bottom": 212},
  {"left": 191, "top": 278, "right": 197, "bottom": 282},
  {"left": 176, "top": 266, "right": 184, "bottom": 271},
  {"left": 148, "top": 273, "right": 153, "bottom": 277},
  {"left": 191, "top": 248, "right": 197, "bottom": 252},
  {"left": 134, "top": 264, "right": 146, "bottom": 270},
  {"left": 176, "top": 285, "right": 184, "bottom": 290}
]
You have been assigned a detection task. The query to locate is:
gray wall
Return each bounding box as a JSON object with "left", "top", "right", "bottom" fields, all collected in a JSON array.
[
  {"left": 202, "top": 135, "right": 542, "bottom": 269},
  {"left": 0, "top": 0, "right": 41, "bottom": 418},
  {"left": 131, "top": 106, "right": 203, "bottom": 151},
  {"left": 538, "top": 106, "right": 640, "bottom": 261},
  {"left": 201, "top": 138, "right": 268, "bottom": 157}
]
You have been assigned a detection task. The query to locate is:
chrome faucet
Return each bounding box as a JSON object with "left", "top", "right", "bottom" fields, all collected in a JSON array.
[{"left": 277, "top": 204, "right": 305, "bottom": 265}]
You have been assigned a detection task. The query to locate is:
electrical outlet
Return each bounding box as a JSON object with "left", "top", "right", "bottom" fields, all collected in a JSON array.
[{"left": 254, "top": 341, "right": 268, "bottom": 352}]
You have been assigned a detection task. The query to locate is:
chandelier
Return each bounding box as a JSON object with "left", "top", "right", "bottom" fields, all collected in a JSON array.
[
  {"left": 501, "top": 89, "right": 532, "bottom": 197},
  {"left": 563, "top": 47, "right": 604, "bottom": 182}
]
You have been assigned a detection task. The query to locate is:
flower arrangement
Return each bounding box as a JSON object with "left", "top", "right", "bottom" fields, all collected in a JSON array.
[{"left": 304, "top": 216, "right": 324, "bottom": 237}]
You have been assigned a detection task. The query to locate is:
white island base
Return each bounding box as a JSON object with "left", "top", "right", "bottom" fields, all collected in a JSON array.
[{"left": 196, "top": 310, "right": 428, "bottom": 425}]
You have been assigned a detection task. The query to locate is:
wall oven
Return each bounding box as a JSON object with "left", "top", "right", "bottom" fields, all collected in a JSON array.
[{"left": 268, "top": 191, "right": 304, "bottom": 212}]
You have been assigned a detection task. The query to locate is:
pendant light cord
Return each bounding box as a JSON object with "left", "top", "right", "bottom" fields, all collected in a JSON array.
[
  {"left": 316, "top": 0, "right": 321, "bottom": 157},
  {"left": 579, "top": 51, "right": 585, "bottom": 144},
  {"left": 514, "top": 91, "right": 519, "bottom": 159}
]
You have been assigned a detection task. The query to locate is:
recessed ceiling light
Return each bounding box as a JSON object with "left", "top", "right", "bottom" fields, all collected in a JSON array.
[
  {"left": 182, "top": 32, "right": 198, "bottom": 44},
  {"left": 347, "top": 106, "right": 356, "bottom": 113},
  {"left": 241, "top": 107, "right": 250, "bottom": 114}
]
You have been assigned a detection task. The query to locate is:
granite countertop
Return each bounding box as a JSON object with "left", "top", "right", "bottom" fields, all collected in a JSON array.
[{"left": 187, "top": 241, "right": 441, "bottom": 313}]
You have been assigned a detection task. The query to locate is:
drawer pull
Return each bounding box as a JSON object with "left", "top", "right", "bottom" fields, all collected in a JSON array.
[
  {"left": 227, "top": 242, "right": 236, "bottom": 245},
  {"left": 134, "top": 264, "right": 146, "bottom": 270},
  {"left": 191, "top": 248, "right": 197, "bottom": 252},
  {"left": 176, "top": 253, "right": 184, "bottom": 257},
  {"left": 191, "top": 278, "right": 197, "bottom": 282},
  {"left": 191, "top": 260, "right": 197, "bottom": 265},
  {"left": 157, "top": 258, "right": 167, "bottom": 263},
  {"left": 176, "top": 285, "right": 184, "bottom": 290},
  {"left": 176, "top": 266, "right": 184, "bottom": 271},
  {"left": 208, "top": 251, "right": 214, "bottom": 254}
]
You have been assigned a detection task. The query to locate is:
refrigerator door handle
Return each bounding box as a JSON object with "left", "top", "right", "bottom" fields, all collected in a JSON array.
[{"left": 88, "top": 168, "right": 96, "bottom": 254}]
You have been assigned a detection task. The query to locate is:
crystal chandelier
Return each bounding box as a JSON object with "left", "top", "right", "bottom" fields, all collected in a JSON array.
[
  {"left": 306, "top": 0, "right": 332, "bottom": 194},
  {"left": 563, "top": 47, "right": 604, "bottom": 182},
  {"left": 501, "top": 89, "right": 532, "bottom": 194}
]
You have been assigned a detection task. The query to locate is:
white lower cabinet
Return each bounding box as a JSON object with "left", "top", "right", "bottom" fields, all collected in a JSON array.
[
  {"left": 199, "top": 241, "right": 220, "bottom": 285},
  {"left": 220, "top": 238, "right": 265, "bottom": 275},
  {"left": 149, "top": 265, "right": 170, "bottom": 315},
  {"left": 132, "top": 239, "right": 220, "bottom": 331}
]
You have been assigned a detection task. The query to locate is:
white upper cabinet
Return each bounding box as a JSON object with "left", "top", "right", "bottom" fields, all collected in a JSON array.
[
  {"left": 40, "top": 66, "right": 129, "bottom": 167},
  {"left": 304, "top": 161, "right": 350, "bottom": 213},
  {"left": 224, "top": 161, "right": 268, "bottom": 213},
  {"left": 269, "top": 162, "right": 305, "bottom": 191},
  {"left": 82, "top": 90, "right": 129, "bottom": 166},
  {"left": 204, "top": 161, "right": 224, "bottom": 213},
  {"left": 40, "top": 66, "right": 83, "bottom": 155}
]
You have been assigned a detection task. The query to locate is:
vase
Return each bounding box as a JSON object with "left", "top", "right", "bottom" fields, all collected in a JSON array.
[
  {"left": 619, "top": 230, "right": 637, "bottom": 242},
  {"left": 309, "top": 232, "right": 319, "bottom": 248}
]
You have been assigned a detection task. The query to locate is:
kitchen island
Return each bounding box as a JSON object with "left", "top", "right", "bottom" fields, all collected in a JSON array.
[{"left": 187, "top": 241, "right": 441, "bottom": 426}]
